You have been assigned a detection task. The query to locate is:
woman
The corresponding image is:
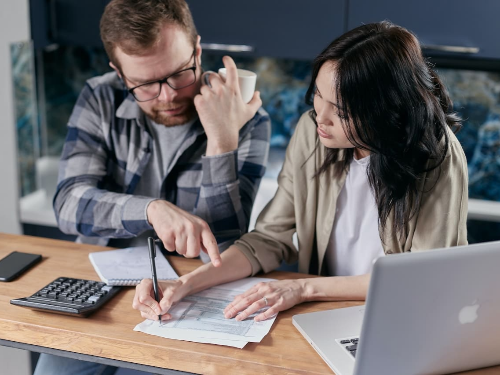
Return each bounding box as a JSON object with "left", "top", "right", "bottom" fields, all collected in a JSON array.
[{"left": 133, "top": 21, "right": 468, "bottom": 322}]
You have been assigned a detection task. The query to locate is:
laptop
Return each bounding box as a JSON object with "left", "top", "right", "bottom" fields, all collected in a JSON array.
[{"left": 292, "top": 241, "right": 500, "bottom": 375}]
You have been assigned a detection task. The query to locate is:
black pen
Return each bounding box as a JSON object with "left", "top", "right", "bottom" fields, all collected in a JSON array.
[{"left": 147, "top": 237, "right": 162, "bottom": 324}]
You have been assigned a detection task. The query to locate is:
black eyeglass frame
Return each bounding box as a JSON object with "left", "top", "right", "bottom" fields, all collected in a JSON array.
[{"left": 126, "top": 48, "right": 197, "bottom": 102}]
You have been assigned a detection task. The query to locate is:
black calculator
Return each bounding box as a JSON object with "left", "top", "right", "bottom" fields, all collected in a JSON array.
[{"left": 10, "top": 277, "right": 121, "bottom": 317}]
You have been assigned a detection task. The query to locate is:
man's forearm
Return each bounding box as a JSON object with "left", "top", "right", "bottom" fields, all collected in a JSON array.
[
  {"left": 194, "top": 151, "right": 247, "bottom": 243},
  {"left": 179, "top": 245, "right": 253, "bottom": 296},
  {"left": 54, "top": 183, "right": 153, "bottom": 237}
]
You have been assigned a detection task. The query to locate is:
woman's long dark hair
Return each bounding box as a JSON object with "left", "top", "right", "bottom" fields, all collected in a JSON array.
[{"left": 306, "top": 21, "right": 461, "bottom": 238}]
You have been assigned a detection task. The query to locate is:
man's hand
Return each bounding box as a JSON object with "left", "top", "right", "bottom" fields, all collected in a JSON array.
[
  {"left": 147, "top": 200, "right": 221, "bottom": 267},
  {"left": 194, "top": 56, "right": 262, "bottom": 156},
  {"left": 132, "top": 278, "right": 187, "bottom": 321}
]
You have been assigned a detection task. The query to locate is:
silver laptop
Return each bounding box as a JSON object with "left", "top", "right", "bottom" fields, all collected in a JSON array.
[{"left": 293, "top": 241, "right": 500, "bottom": 375}]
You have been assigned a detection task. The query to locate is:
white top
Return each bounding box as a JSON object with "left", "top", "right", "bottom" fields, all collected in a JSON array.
[{"left": 324, "top": 155, "right": 385, "bottom": 276}]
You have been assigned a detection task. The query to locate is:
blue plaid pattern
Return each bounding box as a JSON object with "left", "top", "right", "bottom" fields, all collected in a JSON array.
[{"left": 53, "top": 72, "right": 271, "bottom": 248}]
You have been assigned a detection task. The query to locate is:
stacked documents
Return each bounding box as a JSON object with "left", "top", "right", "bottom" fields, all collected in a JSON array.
[{"left": 134, "top": 277, "right": 277, "bottom": 348}]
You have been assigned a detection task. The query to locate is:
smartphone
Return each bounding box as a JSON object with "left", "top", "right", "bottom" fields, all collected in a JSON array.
[{"left": 0, "top": 251, "right": 42, "bottom": 282}]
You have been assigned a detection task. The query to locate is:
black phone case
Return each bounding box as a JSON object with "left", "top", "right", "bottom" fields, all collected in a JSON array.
[{"left": 0, "top": 252, "right": 42, "bottom": 282}]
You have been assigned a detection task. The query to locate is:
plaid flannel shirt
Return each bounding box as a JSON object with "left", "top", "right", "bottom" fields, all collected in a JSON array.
[{"left": 54, "top": 72, "right": 271, "bottom": 249}]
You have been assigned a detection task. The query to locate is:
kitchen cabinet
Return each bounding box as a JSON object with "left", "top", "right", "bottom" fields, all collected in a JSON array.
[
  {"left": 30, "top": 0, "right": 107, "bottom": 49},
  {"left": 348, "top": 0, "right": 500, "bottom": 60},
  {"left": 186, "top": 0, "right": 345, "bottom": 60},
  {"left": 29, "top": 0, "right": 500, "bottom": 62},
  {"left": 30, "top": 0, "right": 346, "bottom": 60}
]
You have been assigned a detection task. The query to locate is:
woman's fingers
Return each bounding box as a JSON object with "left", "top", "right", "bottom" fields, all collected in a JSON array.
[
  {"left": 132, "top": 279, "right": 162, "bottom": 318},
  {"left": 234, "top": 297, "right": 269, "bottom": 321},
  {"left": 133, "top": 279, "right": 184, "bottom": 322},
  {"left": 223, "top": 288, "right": 260, "bottom": 317},
  {"left": 254, "top": 305, "right": 279, "bottom": 322},
  {"left": 224, "top": 280, "right": 301, "bottom": 321}
]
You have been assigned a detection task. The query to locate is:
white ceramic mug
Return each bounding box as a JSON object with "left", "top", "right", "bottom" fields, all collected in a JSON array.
[{"left": 218, "top": 68, "right": 257, "bottom": 104}]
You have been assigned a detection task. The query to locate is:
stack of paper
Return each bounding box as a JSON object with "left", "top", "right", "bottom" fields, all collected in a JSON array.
[{"left": 134, "top": 277, "right": 277, "bottom": 348}]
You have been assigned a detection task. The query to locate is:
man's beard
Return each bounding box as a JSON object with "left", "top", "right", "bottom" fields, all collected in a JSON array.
[{"left": 145, "top": 99, "right": 197, "bottom": 126}]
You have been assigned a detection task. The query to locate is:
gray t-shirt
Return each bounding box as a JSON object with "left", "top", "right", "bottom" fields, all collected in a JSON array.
[
  {"left": 113, "top": 117, "right": 195, "bottom": 248},
  {"left": 134, "top": 117, "right": 195, "bottom": 198}
]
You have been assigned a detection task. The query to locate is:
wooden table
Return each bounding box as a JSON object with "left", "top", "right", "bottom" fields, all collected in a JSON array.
[{"left": 0, "top": 233, "right": 499, "bottom": 375}]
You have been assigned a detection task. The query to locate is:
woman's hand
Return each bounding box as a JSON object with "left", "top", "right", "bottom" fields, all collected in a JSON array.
[
  {"left": 132, "top": 278, "right": 188, "bottom": 321},
  {"left": 223, "top": 279, "right": 306, "bottom": 322}
]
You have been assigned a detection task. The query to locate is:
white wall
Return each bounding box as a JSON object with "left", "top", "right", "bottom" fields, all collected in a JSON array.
[
  {"left": 0, "top": 2, "right": 33, "bottom": 374},
  {"left": 0, "top": 0, "right": 29, "bottom": 235}
]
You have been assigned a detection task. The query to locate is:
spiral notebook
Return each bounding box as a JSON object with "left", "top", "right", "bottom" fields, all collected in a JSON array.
[{"left": 89, "top": 246, "right": 178, "bottom": 286}]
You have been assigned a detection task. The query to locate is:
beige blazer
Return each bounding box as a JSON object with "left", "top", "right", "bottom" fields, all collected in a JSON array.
[{"left": 235, "top": 112, "right": 468, "bottom": 276}]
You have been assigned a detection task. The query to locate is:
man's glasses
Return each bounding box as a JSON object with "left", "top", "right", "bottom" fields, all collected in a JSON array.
[{"left": 127, "top": 49, "right": 197, "bottom": 102}]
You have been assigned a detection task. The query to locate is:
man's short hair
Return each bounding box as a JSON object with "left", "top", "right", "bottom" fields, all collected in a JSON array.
[{"left": 100, "top": 0, "right": 198, "bottom": 68}]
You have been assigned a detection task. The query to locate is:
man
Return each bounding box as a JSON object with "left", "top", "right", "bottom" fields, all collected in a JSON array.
[
  {"left": 36, "top": 0, "right": 270, "bottom": 373},
  {"left": 53, "top": 0, "right": 270, "bottom": 267}
]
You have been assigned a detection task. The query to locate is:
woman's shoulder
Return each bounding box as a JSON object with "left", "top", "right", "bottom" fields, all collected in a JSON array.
[
  {"left": 291, "top": 111, "right": 320, "bottom": 150},
  {"left": 425, "top": 126, "right": 468, "bottom": 187},
  {"left": 444, "top": 127, "right": 467, "bottom": 164}
]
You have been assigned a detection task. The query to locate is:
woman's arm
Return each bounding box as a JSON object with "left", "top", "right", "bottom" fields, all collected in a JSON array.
[
  {"left": 411, "top": 132, "right": 468, "bottom": 251},
  {"left": 179, "top": 245, "right": 253, "bottom": 295},
  {"left": 224, "top": 273, "right": 370, "bottom": 322},
  {"left": 303, "top": 274, "right": 370, "bottom": 301},
  {"left": 133, "top": 246, "right": 370, "bottom": 322},
  {"left": 132, "top": 245, "right": 252, "bottom": 321}
]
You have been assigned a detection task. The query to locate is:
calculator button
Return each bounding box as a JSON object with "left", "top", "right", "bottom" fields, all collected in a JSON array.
[{"left": 87, "top": 295, "right": 101, "bottom": 304}]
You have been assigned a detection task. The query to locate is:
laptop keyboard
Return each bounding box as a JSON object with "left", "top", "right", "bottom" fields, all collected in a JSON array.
[{"left": 336, "top": 336, "right": 360, "bottom": 358}]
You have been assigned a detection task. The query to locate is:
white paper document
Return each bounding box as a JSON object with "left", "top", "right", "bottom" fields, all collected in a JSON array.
[{"left": 134, "top": 277, "right": 277, "bottom": 348}]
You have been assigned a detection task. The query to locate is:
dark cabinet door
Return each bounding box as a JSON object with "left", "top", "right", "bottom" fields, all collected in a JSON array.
[
  {"left": 186, "top": 0, "right": 346, "bottom": 60},
  {"left": 31, "top": 0, "right": 108, "bottom": 49},
  {"left": 32, "top": 0, "right": 346, "bottom": 61},
  {"left": 347, "top": 0, "right": 500, "bottom": 60}
]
